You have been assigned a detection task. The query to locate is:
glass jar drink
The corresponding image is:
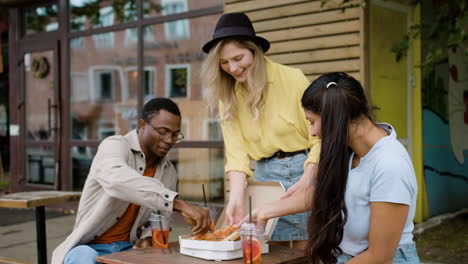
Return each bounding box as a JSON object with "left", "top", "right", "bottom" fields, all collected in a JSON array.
[
  {"left": 149, "top": 212, "right": 172, "bottom": 249},
  {"left": 240, "top": 222, "right": 264, "bottom": 264}
]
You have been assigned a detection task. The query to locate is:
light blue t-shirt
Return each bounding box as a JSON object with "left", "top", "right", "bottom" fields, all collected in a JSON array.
[{"left": 339, "top": 123, "right": 418, "bottom": 256}]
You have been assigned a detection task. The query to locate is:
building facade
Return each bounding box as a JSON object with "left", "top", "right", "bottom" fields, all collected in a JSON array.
[{"left": 4, "top": 0, "right": 225, "bottom": 203}]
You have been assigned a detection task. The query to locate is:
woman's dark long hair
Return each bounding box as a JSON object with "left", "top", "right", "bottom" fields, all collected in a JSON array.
[{"left": 301, "top": 72, "right": 371, "bottom": 264}]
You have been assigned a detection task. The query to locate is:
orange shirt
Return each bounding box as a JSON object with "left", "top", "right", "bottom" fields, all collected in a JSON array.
[{"left": 91, "top": 166, "right": 157, "bottom": 244}]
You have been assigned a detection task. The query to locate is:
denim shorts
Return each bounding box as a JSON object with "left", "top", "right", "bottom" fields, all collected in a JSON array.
[
  {"left": 336, "top": 242, "right": 421, "bottom": 263},
  {"left": 255, "top": 152, "right": 309, "bottom": 241},
  {"left": 64, "top": 241, "right": 133, "bottom": 264}
]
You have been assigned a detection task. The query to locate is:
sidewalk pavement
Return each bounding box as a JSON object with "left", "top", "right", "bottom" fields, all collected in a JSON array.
[{"left": 0, "top": 211, "right": 193, "bottom": 264}]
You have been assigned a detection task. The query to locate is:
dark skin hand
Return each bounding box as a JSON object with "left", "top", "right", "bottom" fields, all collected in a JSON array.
[
  {"left": 173, "top": 198, "right": 211, "bottom": 235},
  {"left": 133, "top": 237, "right": 152, "bottom": 249},
  {"left": 133, "top": 198, "right": 211, "bottom": 249}
]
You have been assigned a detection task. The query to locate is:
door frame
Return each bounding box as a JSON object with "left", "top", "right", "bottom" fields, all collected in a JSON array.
[
  {"left": 9, "top": 3, "right": 62, "bottom": 191},
  {"left": 370, "top": 0, "right": 414, "bottom": 157}
]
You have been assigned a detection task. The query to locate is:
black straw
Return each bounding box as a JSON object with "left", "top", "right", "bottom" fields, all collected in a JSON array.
[
  {"left": 249, "top": 195, "right": 252, "bottom": 223},
  {"left": 158, "top": 211, "right": 167, "bottom": 245},
  {"left": 203, "top": 184, "right": 214, "bottom": 234},
  {"left": 202, "top": 184, "right": 207, "bottom": 207},
  {"left": 249, "top": 196, "right": 253, "bottom": 263}
]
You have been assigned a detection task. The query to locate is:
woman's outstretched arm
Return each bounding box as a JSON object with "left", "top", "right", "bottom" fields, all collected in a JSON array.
[{"left": 249, "top": 186, "right": 314, "bottom": 227}]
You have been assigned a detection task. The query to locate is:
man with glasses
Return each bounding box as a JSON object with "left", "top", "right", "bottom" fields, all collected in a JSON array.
[{"left": 53, "top": 98, "right": 211, "bottom": 264}]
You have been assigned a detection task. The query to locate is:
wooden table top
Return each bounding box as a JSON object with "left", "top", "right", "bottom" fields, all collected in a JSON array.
[
  {"left": 0, "top": 191, "right": 81, "bottom": 208},
  {"left": 97, "top": 242, "right": 307, "bottom": 264}
]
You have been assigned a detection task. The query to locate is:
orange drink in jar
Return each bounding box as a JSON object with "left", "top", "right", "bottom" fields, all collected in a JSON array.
[
  {"left": 240, "top": 223, "right": 264, "bottom": 264},
  {"left": 149, "top": 212, "right": 172, "bottom": 249}
]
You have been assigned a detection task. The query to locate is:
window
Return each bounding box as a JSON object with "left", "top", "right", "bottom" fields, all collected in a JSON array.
[
  {"left": 206, "top": 120, "right": 222, "bottom": 140},
  {"left": 94, "top": 71, "right": 114, "bottom": 101},
  {"left": 181, "top": 120, "right": 189, "bottom": 140},
  {"left": 124, "top": 67, "right": 155, "bottom": 102},
  {"left": 24, "top": 4, "right": 58, "bottom": 35},
  {"left": 70, "top": 0, "right": 136, "bottom": 31},
  {"left": 123, "top": 1, "right": 138, "bottom": 22},
  {"left": 92, "top": 7, "right": 114, "bottom": 49},
  {"left": 166, "top": 64, "right": 189, "bottom": 98},
  {"left": 71, "top": 119, "right": 92, "bottom": 157},
  {"left": 70, "top": 17, "right": 85, "bottom": 49},
  {"left": 98, "top": 126, "right": 116, "bottom": 139},
  {"left": 45, "top": 22, "right": 58, "bottom": 31},
  {"left": 71, "top": 73, "right": 89, "bottom": 102},
  {"left": 124, "top": 2, "right": 153, "bottom": 44},
  {"left": 125, "top": 27, "right": 154, "bottom": 44},
  {"left": 125, "top": 28, "right": 138, "bottom": 43},
  {"left": 144, "top": 69, "right": 155, "bottom": 101},
  {"left": 100, "top": 73, "right": 112, "bottom": 99},
  {"left": 61, "top": 2, "right": 225, "bottom": 196},
  {"left": 162, "top": 0, "right": 189, "bottom": 40}
]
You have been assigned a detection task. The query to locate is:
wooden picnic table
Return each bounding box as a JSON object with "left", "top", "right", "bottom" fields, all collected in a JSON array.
[
  {"left": 97, "top": 241, "right": 308, "bottom": 264},
  {"left": 0, "top": 191, "right": 81, "bottom": 264}
]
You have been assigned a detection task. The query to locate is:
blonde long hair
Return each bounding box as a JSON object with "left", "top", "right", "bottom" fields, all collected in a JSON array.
[{"left": 202, "top": 39, "right": 268, "bottom": 122}]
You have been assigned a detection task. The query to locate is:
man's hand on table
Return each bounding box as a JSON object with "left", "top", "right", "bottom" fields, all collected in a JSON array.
[
  {"left": 173, "top": 198, "right": 211, "bottom": 235},
  {"left": 133, "top": 237, "right": 152, "bottom": 249}
]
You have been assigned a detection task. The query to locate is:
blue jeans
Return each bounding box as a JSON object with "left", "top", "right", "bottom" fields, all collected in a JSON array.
[
  {"left": 336, "top": 242, "right": 422, "bottom": 264},
  {"left": 64, "top": 241, "right": 133, "bottom": 264},
  {"left": 255, "top": 152, "right": 309, "bottom": 241}
]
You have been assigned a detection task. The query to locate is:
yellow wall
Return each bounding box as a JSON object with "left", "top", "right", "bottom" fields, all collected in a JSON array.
[
  {"left": 370, "top": 2, "right": 429, "bottom": 222},
  {"left": 370, "top": 5, "right": 408, "bottom": 139},
  {"left": 411, "top": 5, "right": 430, "bottom": 223}
]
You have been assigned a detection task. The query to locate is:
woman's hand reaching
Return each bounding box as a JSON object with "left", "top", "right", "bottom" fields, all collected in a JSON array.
[{"left": 280, "top": 163, "right": 317, "bottom": 199}]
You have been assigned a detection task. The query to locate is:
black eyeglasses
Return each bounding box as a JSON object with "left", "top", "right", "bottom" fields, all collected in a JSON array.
[{"left": 147, "top": 122, "right": 184, "bottom": 143}]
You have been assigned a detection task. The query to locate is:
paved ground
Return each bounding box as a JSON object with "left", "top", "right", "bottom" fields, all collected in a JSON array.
[{"left": 0, "top": 205, "right": 217, "bottom": 264}]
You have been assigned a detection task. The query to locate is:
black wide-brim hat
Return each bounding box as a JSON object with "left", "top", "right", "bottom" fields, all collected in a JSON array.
[{"left": 202, "top": 12, "right": 270, "bottom": 54}]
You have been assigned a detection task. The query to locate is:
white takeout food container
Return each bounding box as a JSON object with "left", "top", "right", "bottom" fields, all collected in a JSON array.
[{"left": 179, "top": 181, "right": 286, "bottom": 260}]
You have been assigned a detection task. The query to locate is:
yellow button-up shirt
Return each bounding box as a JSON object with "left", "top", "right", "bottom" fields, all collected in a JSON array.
[{"left": 220, "top": 58, "right": 321, "bottom": 177}]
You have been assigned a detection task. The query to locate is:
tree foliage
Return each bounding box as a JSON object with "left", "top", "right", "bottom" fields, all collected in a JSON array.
[
  {"left": 24, "top": 0, "right": 163, "bottom": 32},
  {"left": 322, "top": 0, "right": 467, "bottom": 78}
]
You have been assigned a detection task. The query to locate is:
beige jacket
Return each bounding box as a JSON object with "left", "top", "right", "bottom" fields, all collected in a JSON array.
[{"left": 52, "top": 130, "right": 179, "bottom": 264}]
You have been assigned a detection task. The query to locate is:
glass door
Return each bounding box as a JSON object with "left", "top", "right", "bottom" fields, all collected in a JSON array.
[{"left": 21, "top": 46, "right": 60, "bottom": 188}]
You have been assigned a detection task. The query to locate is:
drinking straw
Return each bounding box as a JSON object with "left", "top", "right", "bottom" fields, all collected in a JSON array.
[
  {"left": 158, "top": 211, "right": 167, "bottom": 245},
  {"left": 202, "top": 184, "right": 215, "bottom": 234},
  {"left": 249, "top": 195, "right": 253, "bottom": 263},
  {"left": 249, "top": 195, "right": 252, "bottom": 223},
  {"left": 202, "top": 184, "right": 207, "bottom": 207}
]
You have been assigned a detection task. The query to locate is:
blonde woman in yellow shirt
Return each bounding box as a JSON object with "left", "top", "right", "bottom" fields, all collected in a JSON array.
[{"left": 202, "top": 12, "right": 320, "bottom": 248}]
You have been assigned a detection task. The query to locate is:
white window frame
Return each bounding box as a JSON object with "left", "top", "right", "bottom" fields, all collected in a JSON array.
[
  {"left": 181, "top": 119, "right": 190, "bottom": 140},
  {"left": 70, "top": 72, "right": 89, "bottom": 102},
  {"left": 165, "top": 64, "right": 190, "bottom": 98},
  {"left": 92, "top": 6, "right": 115, "bottom": 49},
  {"left": 125, "top": 26, "right": 154, "bottom": 44},
  {"left": 162, "top": 0, "right": 190, "bottom": 40},
  {"left": 96, "top": 71, "right": 114, "bottom": 101},
  {"left": 203, "top": 119, "right": 222, "bottom": 140},
  {"left": 70, "top": 16, "right": 86, "bottom": 49},
  {"left": 123, "top": 66, "right": 157, "bottom": 101},
  {"left": 88, "top": 65, "right": 125, "bottom": 102}
]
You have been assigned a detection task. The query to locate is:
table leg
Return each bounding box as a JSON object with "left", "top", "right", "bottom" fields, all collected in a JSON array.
[{"left": 35, "top": 206, "right": 47, "bottom": 264}]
